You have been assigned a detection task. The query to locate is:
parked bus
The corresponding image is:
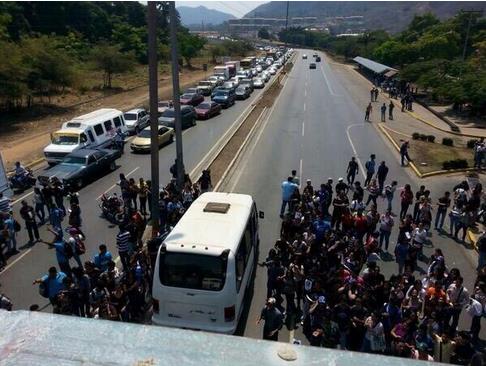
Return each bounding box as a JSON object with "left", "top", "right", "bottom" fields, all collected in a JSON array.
[{"left": 152, "top": 192, "right": 262, "bottom": 334}]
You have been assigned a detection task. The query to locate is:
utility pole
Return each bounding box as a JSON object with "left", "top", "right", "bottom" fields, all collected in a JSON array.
[
  {"left": 147, "top": 1, "right": 160, "bottom": 235},
  {"left": 169, "top": 1, "right": 185, "bottom": 191},
  {"left": 459, "top": 10, "right": 482, "bottom": 77},
  {"left": 284, "top": 1, "right": 290, "bottom": 48}
]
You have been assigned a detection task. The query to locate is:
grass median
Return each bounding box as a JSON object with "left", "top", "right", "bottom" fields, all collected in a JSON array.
[{"left": 385, "top": 128, "right": 474, "bottom": 174}]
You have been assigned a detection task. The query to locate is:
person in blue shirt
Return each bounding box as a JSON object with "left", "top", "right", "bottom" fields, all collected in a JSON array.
[
  {"left": 33, "top": 266, "right": 67, "bottom": 303},
  {"left": 3, "top": 213, "right": 18, "bottom": 254},
  {"left": 364, "top": 154, "right": 376, "bottom": 187},
  {"left": 43, "top": 227, "right": 72, "bottom": 276},
  {"left": 312, "top": 215, "right": 331, "bottom": 244},
  {"left": 93, "top": 244, "right": 113, "bottom": 272},
  {"left": 280, "top": 177, "right": 298, "bottom": 218},
  {"left": 49, "top": 204, "right": 64, "bottom": 232}
]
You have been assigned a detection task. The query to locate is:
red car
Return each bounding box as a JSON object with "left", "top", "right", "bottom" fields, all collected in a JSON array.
[
  {"left": 180, "top": 92, "right": 204, "bottom": 106},
  {"left": 195, "top": 101, "right": 222, "bottom": 119}
]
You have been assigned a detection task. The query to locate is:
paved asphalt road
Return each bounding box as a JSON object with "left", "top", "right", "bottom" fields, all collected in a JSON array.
[
  {"left": 221, "top": 50, "right": 483, "bottom": 341},
  {"left": 2, "top": 49, "right": 483, "bottom": 344},
  {"left": 0, "top": 71, "right": 277, "bottom": 310}
]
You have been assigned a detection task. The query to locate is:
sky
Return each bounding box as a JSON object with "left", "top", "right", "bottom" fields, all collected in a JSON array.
[{"left": 176, "top": 1, "right": 268, "bottom": 18}]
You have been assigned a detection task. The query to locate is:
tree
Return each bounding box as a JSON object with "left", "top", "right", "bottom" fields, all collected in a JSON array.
[
  {"left": 111, "top": 22, "right": 147, "bottom": 63},
  {"left": 258, "top": 27, "right": 270, "bottom": 39},
  {"left": 209, "top": 44, "right": 225, "bottom": 64},
  {"left": 90, "top": 44, "right": 136, "bottom": 88},
  {"left": 0, "top": 40, "right": 29, "bottom": 109},
  {"left": 178, "top": 32, "right": 205, "bottom": 68}
]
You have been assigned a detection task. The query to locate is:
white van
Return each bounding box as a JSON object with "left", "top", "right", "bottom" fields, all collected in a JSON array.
[
  {"left": 44, "top": 108, "right": 127, "bottom": 164},
  {"left": 152, "top": 192, "right": 261, "bottom": 334}
]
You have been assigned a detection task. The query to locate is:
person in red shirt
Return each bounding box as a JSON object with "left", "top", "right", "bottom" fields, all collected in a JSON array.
[{"left": 354, "top": 209, "right": 368, "bottom": 242}]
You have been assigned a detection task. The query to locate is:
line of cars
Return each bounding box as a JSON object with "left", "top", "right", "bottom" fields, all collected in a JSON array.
[{"left": 303, "top": 52, "right": 321, "bottom": 69}]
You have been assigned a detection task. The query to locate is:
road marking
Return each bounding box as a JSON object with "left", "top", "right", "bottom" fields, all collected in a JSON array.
[
  {"left": 228, "top": 74, "right": 292, "bottom": 193},
  {"left": 303, "top": 103, "right": 306, "bottom": 112},
  {"left": 12, "top": 191, "right": 34, "bottom": 206},
  {"left": 319, "top": 64, "right": 341, "bottom": 97},
  {"left": 0, "top": 248, "right": 32, "bottom": 274},
  {"left": 299, "top": 158, "right": 303, "bottom": 183},
  {"left": 304, "top": 89, "right": 307, "bottom": 97},
  {"left": 301, "top": 121, "right": 305, "bottom": 137},
  {"left": 96, "top": 166, "right": 140, "bottom": 200},
  {"left": 346, "top": 124, "right": 367, "bottom": 179}
]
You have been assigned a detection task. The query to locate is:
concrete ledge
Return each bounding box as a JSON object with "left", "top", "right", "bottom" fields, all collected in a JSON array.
[{"left": 414, "top": 99, "right": 460, "bottom": 132}]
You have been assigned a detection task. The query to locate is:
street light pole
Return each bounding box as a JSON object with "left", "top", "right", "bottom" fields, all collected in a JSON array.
[
  {"left": 147, "top": 1, "right": 160, "bottom": 235},
  {"left": 169, "top": 1, "right": 185, "bottom": 191}
]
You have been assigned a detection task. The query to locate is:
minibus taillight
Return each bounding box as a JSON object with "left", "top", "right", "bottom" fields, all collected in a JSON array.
[
  {"left": 152, "top": 298, "right": 160, "bottom": 313},
  {"left": 224, "top": 305, "right": 235, "bottom": 322}
]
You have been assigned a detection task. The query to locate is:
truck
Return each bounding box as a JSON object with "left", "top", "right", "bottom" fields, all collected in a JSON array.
[
  {"left": 224, "top": 61, "right": 240, "bottom": 77},
  {"left": 213, "top": 66, "right": 230, "bottom": 81},
  {"left": 240, "top": 57, "right": 256, "bottom": 69}
]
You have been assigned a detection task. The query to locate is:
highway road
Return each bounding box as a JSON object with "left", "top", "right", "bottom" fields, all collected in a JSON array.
[
  {"left": 220, "top": 50, "right": 483, "bottom": 341},
  {"left": 0, "top": 70, "right": 278, "bottom": 310},
  {"left": 1, "top": 49, "right": 483, "bottom": 343}
]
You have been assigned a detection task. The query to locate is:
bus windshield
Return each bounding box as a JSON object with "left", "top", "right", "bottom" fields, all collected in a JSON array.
[
  {"left": 52, "top": 134, "right": 79, "bottom": 145},
  {"left": 159, "top": 252, "right": 227, "bottom": 291}
]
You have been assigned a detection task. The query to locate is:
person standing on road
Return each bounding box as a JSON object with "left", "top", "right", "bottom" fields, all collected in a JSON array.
[
  {"left": 44, "top": 227, "right": 72, "bottom": 276},
  {"left": 400, "top": 97, "right": 406, "bottom": 112},
  {"left": 389, "top": 101, "right": 395, "bottom": 120},
  {"left": 20, "top": 200, "right": 40, "bottom": 244},
  {"left": 434, "top": 191, "right": 451, "bottom": 231},
  {"left": 280, "top": 177, "right": 298, "bottom": 218},
  {"left": 380, "top": 103, "right": 387, "bottom": 122},
  {"left": 291, "top": 170, "right": 300, "bottom": 186},
  {"left": 477, "top": 232, "right": 486, "bottom": 270},
  {"left": 0, "top": 193, "right": 11, "bottom": 214},
  {"left": 347, "top": 157, "right": 359, "bottom": 185},
  {"left": 446, "top": 276, "right": 469, "bottom": 334},
  {"left": 118, "top": 173, "right": 131, "bottom": 209},
  {"left": 93, "top": 244, "right": 113, "bottom": 272},
  {"left": 364, "top": 154, "right": 376, "bottom": 187},
  {"left": 376, "top": 161, "right": 389, "bottom": 193},
  {"left": 138, "top": 178, "right": 148, "bottom": 216},
  {"left": 3, "top": 213, "right": 18, "bottom": 254},
  {"left": 370, "top": 88, "right": 375, "bottom": 102},
  {"left": 379, "top": 210, "right": 394, "bottom": 252},
  {"left": 399, "top": 184, "right": 414, "bottom": 219},
  {"left": 116, "top": 225, "right": 131, "bottom": 272},
  {"left": 374, "top": 88, "right": 379, "bottom": 102},
  {"left": 384, "top": 181, "right": 398, "bottom": 213},
  {"left": 400, "top": 141, "right": 412, "bottom": 166},
  {"left": 33, "top": 266, "right": 67, "bottom": 305},
  {"left": 33, "top": 187, "right": 46, "bottom": 225},
  {"left": 365, "top": 103, "right": 373, "bottom": 122},
  {"left": 257, "top": 297, "right": 284, "bottom": 341},
  {"left": 49, "top": 204, "right": 64, "bottom": 233}
]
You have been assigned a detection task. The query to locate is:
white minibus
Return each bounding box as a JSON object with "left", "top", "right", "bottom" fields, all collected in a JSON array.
[{"left": 152, "top": 192, "right": 262, "bottom": 334}]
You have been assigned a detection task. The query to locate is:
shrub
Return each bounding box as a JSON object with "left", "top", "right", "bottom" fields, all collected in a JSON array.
[
  {"left": 419, "top": 134, "right": 428, "bottom": 141},
  {"left": 442, "top": 137, "right": 454, "bottom": 146},
  {"left": 442, "top": 159, "right": 469, "bottom": 170},
  {"left": 427, "top": 135, "right": 435, "bottom": 143},
  {"left": 467, "top": 139, "right": 479, "bottom": 149},
  {"left": 412, "top": 132, "right": 420, "bottom": 140}
]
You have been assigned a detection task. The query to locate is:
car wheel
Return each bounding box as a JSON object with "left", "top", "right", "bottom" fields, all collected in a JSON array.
[{"left": 109, "top": 161, "right": 116, "bottom": 171}]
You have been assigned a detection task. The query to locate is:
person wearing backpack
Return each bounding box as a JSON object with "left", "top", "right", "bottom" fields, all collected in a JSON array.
[{"left": 43, "top": 226, "right": 72, "bottom": 276}]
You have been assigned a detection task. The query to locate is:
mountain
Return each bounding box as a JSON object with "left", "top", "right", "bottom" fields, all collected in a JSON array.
[
  {"left": 177, "top": 5, "right": 235, "bottom": 26},
  {"left": 245, "top": 1, "right": 486, "bottom": 33}
]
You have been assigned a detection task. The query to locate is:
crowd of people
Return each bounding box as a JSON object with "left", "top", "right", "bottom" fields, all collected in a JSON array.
[
  {"left": 0, "top": 168, "right": 213, "bottom": 321},
  {"left": 258, "top": 162, "right": 486, "bottom": 363}
]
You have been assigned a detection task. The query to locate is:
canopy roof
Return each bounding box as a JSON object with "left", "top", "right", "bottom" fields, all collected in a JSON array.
[{"left": 353, "top": 56, "right": 398, "bottom": 75}]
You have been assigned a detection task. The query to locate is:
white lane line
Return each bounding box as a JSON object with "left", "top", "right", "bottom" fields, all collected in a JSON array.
[
  {"left": 228, "top": 75, "right": 292, "bottom": 193},
  {"left": 346, "top": 124, "right": 367, "bottom": 179},
  {"left": 12, "top": 191, "right": 34, "bottom": 206},
  {"left": 302, "top": 121, "right": 305, "bottom": 137},
  {"left": 0, "top": 248, "right": 32, "bottom": 274},
  {"left": 303, "top": 103, "right": 306, "bottom": 112},
  {"left": 319, "top": 64, "right": 341, "bottom": 97},
  {"left": 299, "top": 158, "right": 303, "bottom": 184},
  {"left": 304, "top": 89, "right": 307, "bottom": 97},
  {"left": 96, "top": 166, "right": 140, "bottom": 200}
]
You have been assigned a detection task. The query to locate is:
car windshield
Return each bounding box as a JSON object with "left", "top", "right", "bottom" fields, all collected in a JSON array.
[
  {"left": 159, "top": 252, "right": 227, "bottom": 291},
  {"left": 162, "top": 109, "right": 175, "bottom": 118},
  {"left": 199, "top": 81, "right": 211, "bottom": 86},
  {"left": 214, "top": 91, "right": 228, "bottom": 97},
  {"left": 236, "top": 87, "right": 246, "bottom": 92},
  {"left": 158, "top": 101, "right": 170, "bottom": 108},
  {"left": 62, "top": 156, "right": 86, "bottom": 165},
  {"left": 197, "top": 103, "right": 211, "bottom": 109},
  {"left": 181, "top": 93, "right": 194, "bottom": 99},
  {"left": 123, "top": 113, "right": 137, "bottom": 121},
  {"left": 223, "top": 83, "right": 232, "bottom": 88},
  {"left": 138, "top": 129, "right": 152, "bottom": 138},
  {"left": 52, "top": 134, "right": 79, "bottom": 145}
]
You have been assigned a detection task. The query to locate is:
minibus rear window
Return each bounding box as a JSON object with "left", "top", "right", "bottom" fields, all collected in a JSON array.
[{"left": 159, "top": 252, "right": 226, "bottom": 291}]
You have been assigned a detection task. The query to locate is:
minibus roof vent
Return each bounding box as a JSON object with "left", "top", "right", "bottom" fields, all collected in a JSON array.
[
  {"left": 203, "top": 202, "right": 230, "bottom": 214},
  {"left": 66, "top": 122, "right": 82, "bottom": 128}
]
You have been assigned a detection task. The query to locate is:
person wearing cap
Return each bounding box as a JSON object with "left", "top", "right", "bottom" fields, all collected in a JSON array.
[
  {"left": 256, "top": 297, "right": 284, "bottom": 341},
  {"left": 335, "top": 177, "right": 348, "bottom": 195}
]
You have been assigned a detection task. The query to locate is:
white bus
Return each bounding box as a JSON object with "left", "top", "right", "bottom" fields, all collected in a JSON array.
[{"left": 152, "top": 192, "right": 261, "bottom": 334}]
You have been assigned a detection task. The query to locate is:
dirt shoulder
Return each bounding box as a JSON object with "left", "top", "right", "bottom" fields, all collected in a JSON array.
[{"left": 0, "top": 68, "right": 207, "bottom": 167}]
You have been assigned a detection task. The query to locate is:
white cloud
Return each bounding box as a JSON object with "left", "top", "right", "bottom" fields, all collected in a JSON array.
[{"left": 176, "top": 1, "right": 268, "bottom": 18}]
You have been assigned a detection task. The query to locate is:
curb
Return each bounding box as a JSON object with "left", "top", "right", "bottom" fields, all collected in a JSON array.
[
  {"left": 406, "top": 110, "right": 485, "bottom": 139},
  {"left": 414, "top": 99, "right": 460, "bottom": 132},
  {"left": 378, "top": 124, "right": 481, "bottom": 179}
]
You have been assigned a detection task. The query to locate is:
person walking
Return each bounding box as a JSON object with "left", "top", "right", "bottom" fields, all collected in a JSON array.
[
  {"left": 380, "top": 103, "right": 386, "bottom": 122},
  {"left": 400, "top": 141, "right": 412, "bottom": 166},
  {"left": 400, "top": 97, "right": 406, "bottom": 112},
  {"left": 399, "top": 184, "right": 414, "bottom": 219},
  {"left": 374, "top": 88, "right": 379, "bottom": 101},
  {"left": 364, "top": 154, "right": 376, "bottom": 187},
  {"left": 434, "top": 191, "right": 451, "bottom": 231},
  {"left": 19, "top": 200, "right": 40, "bottom": 244},
  {"left": 388, "top": 101, "right": 395, "bottom": 120},
  {"left": 376, "top": 161, "right": 388, "bottom": 193},
  {"left": 347, "top": 157, "right": 359, "bottom": 185},
  {"left": 280, "top": 176, "right": 298, "bottom": 218},
  {"left": 370, "top": 88, "right": 375, "bottom": 102},
  {"left": 33, "top": 187, "right": 46, "bottom": 224},
  {"left": 256, "top": 297, "right": 284, "bottom": 341},
  {"left": 365, "top": 103, "right": 372, "bottom": 122}
]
